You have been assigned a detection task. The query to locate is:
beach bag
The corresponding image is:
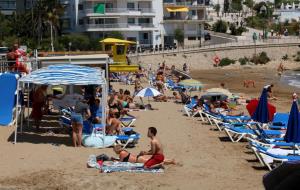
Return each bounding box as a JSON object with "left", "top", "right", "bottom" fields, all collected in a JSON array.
[{"left": 96, "top": 154, "right": 110, "bottom": 162}]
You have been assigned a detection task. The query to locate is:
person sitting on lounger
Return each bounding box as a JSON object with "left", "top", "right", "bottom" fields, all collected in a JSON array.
[
  {"left": 172, "top": 92, "right": 181, "bottom": 102},
  {"left": 112, "top": 145, "right": 176, "bottom": 165},
  {"left": 139, "top": 127, "right": 165, "bottom": 169},
  {"left": 106, "top": 110, "right": 122, "bottom": 135}
]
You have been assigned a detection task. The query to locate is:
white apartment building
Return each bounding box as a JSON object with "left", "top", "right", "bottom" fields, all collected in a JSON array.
[
  {"left": 162, "top": 0, "right": 209, "bottom": 46},
  {"left": 60, "top": 0, "right": 163, "bottom": 47}
]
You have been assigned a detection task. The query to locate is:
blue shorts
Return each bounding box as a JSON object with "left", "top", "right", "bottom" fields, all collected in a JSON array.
[{"left": 71, "top": 113, "right": 83, "bottom": 124}]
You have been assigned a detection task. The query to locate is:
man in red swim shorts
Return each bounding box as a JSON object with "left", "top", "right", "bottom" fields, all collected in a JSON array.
[{"left": 139, "top": 127, "right": 164, "bottom": 169}]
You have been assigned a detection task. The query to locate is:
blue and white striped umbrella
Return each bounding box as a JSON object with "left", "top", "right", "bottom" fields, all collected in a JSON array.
[{"left": 136, "top": 87, "right": 161, "bottom": 97}]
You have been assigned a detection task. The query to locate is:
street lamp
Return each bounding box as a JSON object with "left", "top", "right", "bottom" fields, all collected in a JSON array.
[
  {"left": 68, "top": 42, "right": 72, "bottom": 54},
  {"left": 45, "top": 21, "right": 54, "bottom": 52}
]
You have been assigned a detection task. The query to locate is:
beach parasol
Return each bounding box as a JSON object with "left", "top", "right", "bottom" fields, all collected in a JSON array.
[
  {"left": 206, "top": 88, "right": 235, "bottom": 99},
  {"left": 136, "top": 87, "right": 161, "bottom": 104},
  {"left": 201, "top": 92, "right": 228, "bottom": 101},
  {"left": 178, "top": 79, "right": 202, "bottom": 91},
  {"left": 246, "top": 88, "right": 276, "bottom": 122},
  {"left": 284, "top": 94, "right": 300, "bottom": 154}
]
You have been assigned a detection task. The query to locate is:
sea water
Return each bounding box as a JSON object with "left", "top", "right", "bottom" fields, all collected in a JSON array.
[{"left": 281, "top": 71, "right": 300, "bottom": 88}]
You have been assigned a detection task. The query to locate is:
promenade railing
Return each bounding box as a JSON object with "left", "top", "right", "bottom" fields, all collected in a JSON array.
[{"left": 129, "top": 36, "right": 300, "bottom": 57}]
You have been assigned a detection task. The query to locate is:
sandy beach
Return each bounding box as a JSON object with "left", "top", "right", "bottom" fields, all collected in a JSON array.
[{"left": 0, "top": 66, "right": 297, "bottom": 190}]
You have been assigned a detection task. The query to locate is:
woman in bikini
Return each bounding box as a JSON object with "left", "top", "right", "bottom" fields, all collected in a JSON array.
[{"left": 113, "top": 145, "right": 176, "bottom": 165}]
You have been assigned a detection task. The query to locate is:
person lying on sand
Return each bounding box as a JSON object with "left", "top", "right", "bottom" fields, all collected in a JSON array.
[
  {"left": 112, "top": 145, "right": 176, "bottom": 166},
  {"left": 153, "top": 94, "right": 168, "bottom": 102}
]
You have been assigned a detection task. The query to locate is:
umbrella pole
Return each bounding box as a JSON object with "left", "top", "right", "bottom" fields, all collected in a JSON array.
[{"left": 148, "top": 97, "right": 150, "bottom": 105}]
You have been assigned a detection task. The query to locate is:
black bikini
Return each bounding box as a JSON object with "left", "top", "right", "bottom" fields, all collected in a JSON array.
[{"left": 123, "top": 153, "right": 130, "bottom": 162}]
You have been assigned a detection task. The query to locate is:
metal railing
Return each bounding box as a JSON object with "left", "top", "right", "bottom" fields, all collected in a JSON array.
[
  {"left": 83, "top": 8, "right": 155, "bottom": 14},
  {"left": 84, "top": 23, "right": 154, "bottom": 29},
  {"left": 0, "top": 59, "right": 38, "bottom": 73},
  {"left": 128, "top": 36, "right": 300, "bottom": 56}
]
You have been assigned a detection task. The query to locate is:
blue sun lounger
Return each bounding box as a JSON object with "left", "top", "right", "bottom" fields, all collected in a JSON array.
[
  {"left": 0, "top": 73, "right": 19, "bottom": 126},
  {"left": 269, "top": 113, "right": 289, "bottom": 130}
]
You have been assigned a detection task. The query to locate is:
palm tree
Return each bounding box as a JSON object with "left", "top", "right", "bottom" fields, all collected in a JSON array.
[{"left": 28, "top": 0, "right": 64, "bottom": 45}]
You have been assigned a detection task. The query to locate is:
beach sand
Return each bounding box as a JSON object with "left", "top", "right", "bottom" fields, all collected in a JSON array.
[{"left": 0, "top": 67, "right": 296, "bottom": 190}]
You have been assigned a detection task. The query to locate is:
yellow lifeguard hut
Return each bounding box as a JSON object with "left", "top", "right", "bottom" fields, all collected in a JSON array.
[{"left": 100, "top": 38, "right": 139, "bottom": 72}]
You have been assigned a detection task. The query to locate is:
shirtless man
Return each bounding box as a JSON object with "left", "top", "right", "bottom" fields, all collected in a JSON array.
[{"left": 139, "top": 127, "right": 164, "bottom": 169}]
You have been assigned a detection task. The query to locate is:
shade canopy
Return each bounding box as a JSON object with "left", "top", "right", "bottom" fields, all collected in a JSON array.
[
  {"left": 19, "top": 65, "right": 106, "bottom": 86},
  {"left": 166, "top": 7, "right": 189, "bottom": 12},
  {"left": 284, "top": 100, "right": 300, "bottom": 143},
  {"left": 100, "top": 38, "right": 136, "bottom": 44},
  {"left": 15, "top": 65, "right": 108, "bottom": 145}
]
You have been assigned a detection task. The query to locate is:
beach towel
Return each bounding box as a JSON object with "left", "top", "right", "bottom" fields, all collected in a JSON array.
[
  {"left": 101, "top": 161, "right": 164, "bottom": 173},
  {"left": 87, "top": 155, "right": 164, "bottom": 173}
]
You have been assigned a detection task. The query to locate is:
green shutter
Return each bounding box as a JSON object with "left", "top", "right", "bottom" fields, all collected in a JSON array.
[{"left": 94, "top": 3, "right": 105, "bottom": 14}]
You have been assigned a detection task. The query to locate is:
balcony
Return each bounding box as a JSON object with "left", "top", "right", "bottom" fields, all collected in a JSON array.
[
  {"left": 81, "top": 8, "right": 155, "bottom": 17},
  {"left": 83, "top": 23, "right": 156, "bottom": 32},
  {"left": 163, "top": 0, "right": 209, "bottom": 7},
  {"left": 60, "top": 0, "right": 70, "bottom": 4},
  {"left": 163, "top": 15, "right": 206, "bottom": 22}
]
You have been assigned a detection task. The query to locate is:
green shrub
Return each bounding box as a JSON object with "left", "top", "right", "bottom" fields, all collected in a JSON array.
[
  {"left": 239, "top": 57, "right": 249, "bottom": 65},
  {"left": 219, "top": 57, "right": 235, "bottom": 66},
  {"left": 251, "top": 51, "right": 270, "bottom": 64},
  {"left": 212, "top": 20, "right": 228, "bottom": 33},
  {"left": 282, "top": 54, "right": 288, "bottom": 61}
]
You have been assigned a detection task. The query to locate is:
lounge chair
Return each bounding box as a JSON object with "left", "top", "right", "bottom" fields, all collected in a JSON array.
[
  {"left": 166, "top": 79, "right": 183, "bottom": 91},
  {"left": 268, "top": 112, "right": 289, "bottom": 130},
  {"left": 223, "top": 122, "right": 283, "bottom": 143},
  {"left": 120, "top": 116, "right": 136, "bottom": 128},
  {"left": 253, "top": 144, "right": 300, "bottom": 170},
  {"left": 0, "top": 73, "right": 19, "bottom": 126},
  {"left": 183, "top": 98, "right": 197, "bottom": 117}
]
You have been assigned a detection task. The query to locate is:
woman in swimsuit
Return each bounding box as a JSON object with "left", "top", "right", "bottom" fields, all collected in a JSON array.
[{"left": 113, "top": 145, "right": 176, "bottom": 165}]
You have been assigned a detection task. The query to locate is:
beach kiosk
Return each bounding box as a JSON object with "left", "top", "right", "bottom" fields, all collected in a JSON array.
[{"left": 100, "top": 38, "right": 139, "bottom": 72}]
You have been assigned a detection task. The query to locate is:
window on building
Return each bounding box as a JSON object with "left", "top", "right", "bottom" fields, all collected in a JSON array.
[
  {"left": 188, "top": 37, "right": 196, "bottom": 40},
  {"left": 127, "top": 2, "right": 135, "bottom": 10},
  {"left": 116, "top": 45, "right": 125, "bottom": 55},
  {"left": 191, "top": 10, "right": 196, "bottom": 16},
  {"left": 138, "top": 18, "right": 150, "bottom": 24},
  {"left": 95, "top": 18, "right": 104, "bottom": 24},
  {"left": 143, "top": 33, "right": 149, "bottom": 40},
  {"left": 78, "top": 4, "right": 83, "bottom": 10},
  {"left": 127, "top": 18, "right": 135, "bottom": 24},
  {"left": 106, "top": 3, "right": 113, "bottom": 9},
  {"left": 79, "top": 19, "right": 84, "bottom": 25}
]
